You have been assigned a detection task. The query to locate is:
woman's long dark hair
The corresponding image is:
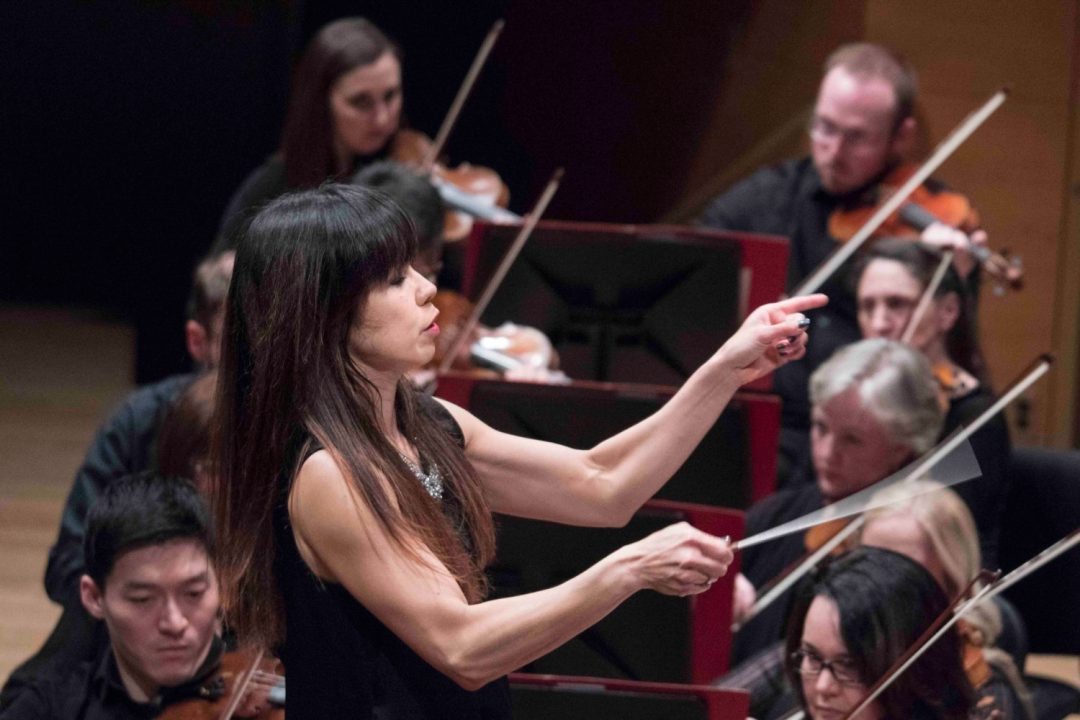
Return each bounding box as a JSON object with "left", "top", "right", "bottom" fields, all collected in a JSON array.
[
  {"left": 281, "top": 18, "right": 400, "bottom": 188},
  {"left": 784, "top": 546, "right": 975, "bottom": 720},
  {"left": 852, "top": 237, "right": 987, "bottom": 383},
  {"left": 212, "top": 183, "right": 494, "bottom": 648}
]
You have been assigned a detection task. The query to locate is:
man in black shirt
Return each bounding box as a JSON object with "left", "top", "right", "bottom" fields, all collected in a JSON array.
[
  {"left": 699, "top": 43, "right": 987, "bottom": 484},
  {"left": 0, "top": 474, "right": 269, "bottom": 719},
  {"left": 0, "top": 253, "right": 233, "bottom": 711}
]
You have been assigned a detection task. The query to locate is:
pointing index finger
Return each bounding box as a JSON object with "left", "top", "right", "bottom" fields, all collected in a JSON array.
[{"left": 774, "top": 293, "right": 828, "bottom": 313}]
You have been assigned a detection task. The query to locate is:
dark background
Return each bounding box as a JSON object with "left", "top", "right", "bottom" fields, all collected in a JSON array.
[{"left": 1, "top": 1, "right": 747, "bottom": 382}]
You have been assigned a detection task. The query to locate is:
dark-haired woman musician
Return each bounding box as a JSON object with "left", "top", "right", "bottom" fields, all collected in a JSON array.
[
  {"left": 853, "top": 238, "right": 1010, "bottom": 568},
  {"left": 211, "top": 184, "right": 825, "bottom": 718},
  {"left": 785, "top": 546, "right": 975, "bottom": 720},
  {"left": 217, "top": 17, "right": 411, "bottom": 247}
]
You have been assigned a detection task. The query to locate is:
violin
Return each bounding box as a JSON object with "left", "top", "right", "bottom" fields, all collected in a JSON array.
[
  {"left": 158, "top": 648, "right": 283, "bottom": 720},
  {"left": 829, "top": 163, "right": 1023, "bottom": 290},
  {"left": 803, "top": 517, "right": 856, "bottom": 555},
  {"left": 387, "top": 21, "right": 516, "bottom": 243},
  {"left": 932, "top": 361, "right": 979, "bottom": 405},
  {"left": 957, "top": 619, "right": 993, "bottom": 689},
  {"left": 390, "top": 129, "right": 513, "bottom": 242}
]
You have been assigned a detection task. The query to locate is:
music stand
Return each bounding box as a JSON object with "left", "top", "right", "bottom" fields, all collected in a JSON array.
[
  {"left": 489, "top": 499, "right": 744, "bottom": 685},
  {"left": 509, "top": 673, "right": 750, "bottom": 720},
  {"left": 435, "top": 374, "right": 779, "bottom": 505},
  {"left": 463, "top": 220, "right": 788, "bottom": 389}
]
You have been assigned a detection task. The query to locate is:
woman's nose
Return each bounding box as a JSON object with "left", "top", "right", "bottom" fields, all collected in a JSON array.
[{"left": 415, "top": 267, "right": 437, "bottom": 303}]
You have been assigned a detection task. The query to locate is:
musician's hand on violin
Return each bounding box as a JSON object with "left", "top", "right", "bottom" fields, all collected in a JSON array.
[
  {"left": 920, "top": 222, "right": 985, "bottom": 279},
  {"left": 233, "top": 665, "right": 281, "bottom": 718},
  {"left": 715, "top": 294, "right": 828, "bottom": 385}
]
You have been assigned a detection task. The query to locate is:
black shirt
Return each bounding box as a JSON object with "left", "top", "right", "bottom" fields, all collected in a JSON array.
[
  {"left": 943, "top": 386, "right": 1011, "bottom": 569},
  {"left": 698, "top": 157, "right": 863, "bottom": 432},
  {"left": 46, "top": 374, "right": 195, "bottom": 606},
  {"left": 733, "top": 483, "right": 825, "bottom": 665},
  {"left": 0, "top": 637, "right": 225, "bottom": 720}
]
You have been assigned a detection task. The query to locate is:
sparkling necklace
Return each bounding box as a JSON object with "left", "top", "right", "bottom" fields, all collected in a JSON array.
[{"left": 397, "top": 450, "right": 444, "bottom": 501}]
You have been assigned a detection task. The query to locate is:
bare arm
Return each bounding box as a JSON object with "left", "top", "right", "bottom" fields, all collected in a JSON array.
[
  {"left": 290, "top": 451, "right": 733, "bottom": 690},
  {"left": 443, "top": 294, "right": 828, "bottom": 526}
]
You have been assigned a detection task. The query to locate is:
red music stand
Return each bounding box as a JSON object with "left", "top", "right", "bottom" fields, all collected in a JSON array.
[{"left": 508, "top": 672, "right": 750, "bottom": 720}]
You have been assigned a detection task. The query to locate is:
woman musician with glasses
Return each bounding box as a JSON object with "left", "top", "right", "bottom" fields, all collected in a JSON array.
[{"left": 784, "top": 546, "right": 975, "bottom": 720}]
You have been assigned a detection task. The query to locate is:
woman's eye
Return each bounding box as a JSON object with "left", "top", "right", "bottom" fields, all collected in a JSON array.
[{"left": 348, "top": 95, "right": 374, "bottom": 111}]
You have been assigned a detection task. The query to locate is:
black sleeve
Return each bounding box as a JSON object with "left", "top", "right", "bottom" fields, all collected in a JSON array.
[
  {"left": 44, "top": 400, "right": 140, "bottom": 605},
  {"left": 0, "top": 683, "right": 54, "bottom": 720},
  {"left": 956, "top": 413, "right": 1011, "bottom": 569},
  {"left": 419, "top": 394, "right": 466, "bottom": 449},
  {"left": 44, "top": 378, "right": 186, "bottom": 604}
]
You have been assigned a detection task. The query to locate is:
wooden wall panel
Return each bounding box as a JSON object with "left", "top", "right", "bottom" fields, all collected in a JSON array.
[
  {"left": 865, "top": 0, "right": 1080, "bottom": 445},
  {"left": 669, "top": 1, "right": 867, "bottom": 220}
]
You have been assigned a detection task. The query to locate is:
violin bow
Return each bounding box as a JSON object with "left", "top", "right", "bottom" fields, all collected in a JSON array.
[
  {"left": 216, "top": 647, "right": 265, "bottom": 720},
  {"left": 420, "top": 19, "right": 506, "bottom": 172},
  {"left": 841, "top": 569, "right": 1000, "bottom": 720},
  {"left": 733, "top": 354, "right": 1052, "bottom": 627},
  {"left": 899, "top": 248, "right": 954, "bottom": 345},
  {"left": 791, "top": 87, "right": 1009, "bottom": 297},
  {"left": 436, "top": 168, "right": 564, "bottom": 375},
  {"left": 963, "top": 527, "right": 1080, "bottom": 608},
  {"left": 844, "top": 529, "right": 1080, "bottom": 720}
]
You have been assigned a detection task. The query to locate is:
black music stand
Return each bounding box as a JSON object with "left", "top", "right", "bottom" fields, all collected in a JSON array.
[
  {"left": 509, "top": 673, "right": 750, "bottom": 720},
  {"left": 485, "top": 499, "right": 743, "bottom": 686},
  {"left": 462, "top": 220, "right": 788, "bottom": 388},
  {"left": 462, "top": 221, "right": 738, "bottom": 385},
  {"left": 436, "top": 374, "right": 780, "bottom": 507}
]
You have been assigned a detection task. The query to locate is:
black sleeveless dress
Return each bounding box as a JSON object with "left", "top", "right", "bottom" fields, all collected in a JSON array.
[{"left": 273, "top": 396, "right": 511, "bottom": 719}]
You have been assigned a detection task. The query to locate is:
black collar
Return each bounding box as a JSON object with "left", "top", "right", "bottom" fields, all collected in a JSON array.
[{"left": 91, "top": 634, "right": 226, "bottom": 712}]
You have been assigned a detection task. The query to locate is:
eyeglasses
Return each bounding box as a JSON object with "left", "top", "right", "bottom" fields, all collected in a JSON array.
[
  {"left": 808, "top": 115, "right": 885, "bottom": 152},
  {"left": 791, "top": 648, "right": 865, "bottom": 687}
]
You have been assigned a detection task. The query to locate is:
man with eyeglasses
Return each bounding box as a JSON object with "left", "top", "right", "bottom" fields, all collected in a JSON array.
[{"left": 698, "top": 42, "right": 988, "bottom": 487}]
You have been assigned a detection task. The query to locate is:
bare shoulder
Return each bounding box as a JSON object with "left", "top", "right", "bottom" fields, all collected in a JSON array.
[
  {"left": 288, "top": 448, "right": 370, "bottom": 580},
  {"left": 291, "top": 449, "right": 351, "bottom": 510}
]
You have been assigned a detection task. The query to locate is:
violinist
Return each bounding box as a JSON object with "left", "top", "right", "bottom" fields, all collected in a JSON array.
[
  {"left": 0, "top": 252, "right": 235, "bottom": 713},
  {"left": 718, "top": 482, "right": 1033, "bottom": 720},
  {"left": 731, "top": 339, "right": 943, "bottom": 664},
  {"left": 211, "top": 184, "right": 824, "bottom": 718},
  {"left": 784, "top": 546, "right": 975, "bottom": 720},
  {"left": 0, "top": 473, "right": 271, "bottom": 719},
  {"left": 216, "top": 17, "right": 409, "bottom": 249},
  {"left": 861, "top": 483, "right": 1035, "bottom": 720},
  {"left": 853, "top": 238, "right": 1011, "bottom": 567},
  {"left": 698, "top": 42, "right": 989, "bottom": 485}
]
